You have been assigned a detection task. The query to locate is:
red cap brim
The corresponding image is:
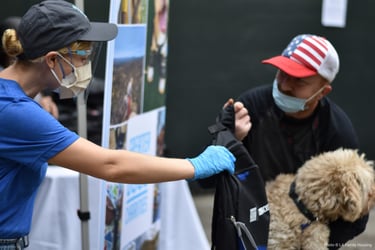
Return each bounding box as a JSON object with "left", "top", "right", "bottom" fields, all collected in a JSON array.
[{"left": 262, "top": 56, "right": 317, "bottom": 78}]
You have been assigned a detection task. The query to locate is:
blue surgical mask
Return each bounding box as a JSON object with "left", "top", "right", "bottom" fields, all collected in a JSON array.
[{"left": 272, "top": 79, "right": 325, "bottom": 113}]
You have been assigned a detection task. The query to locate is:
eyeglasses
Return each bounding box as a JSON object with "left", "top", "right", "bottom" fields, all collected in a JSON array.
[
  {"left": 69, "top": 50, "right": 92, "bottom": 56},
  {"left": 59, "top": 48, "right": 92, "bottom": 56}
]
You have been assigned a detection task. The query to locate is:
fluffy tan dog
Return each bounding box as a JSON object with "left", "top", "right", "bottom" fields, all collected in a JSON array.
[{"left": 266, "top": 148, "right": 375, "bottom": 250}]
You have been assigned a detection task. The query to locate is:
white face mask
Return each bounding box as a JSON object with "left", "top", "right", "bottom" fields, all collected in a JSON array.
[
  {"left": 50, "top": 54, "right": 92, "bottom": 99},
  {"left": 272, "top": 79, "right": 325, "bottom": 113}
]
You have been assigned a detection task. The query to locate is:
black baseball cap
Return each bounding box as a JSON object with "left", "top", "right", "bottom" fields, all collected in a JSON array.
[{"left": 18, "top": 0, "right": 118, "bottom": 60}]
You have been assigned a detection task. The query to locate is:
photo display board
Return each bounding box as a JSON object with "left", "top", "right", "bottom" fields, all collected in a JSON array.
[{"left": 100, "top": 0, "right": 169, "bottom": 249}]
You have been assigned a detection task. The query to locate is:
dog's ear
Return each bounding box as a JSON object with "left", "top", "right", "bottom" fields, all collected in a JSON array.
[
  {"left": 339, "top": 171, "right": 363, "bottom": 222},
  {"left": 361, "top": 183, "right": 375, "bottom": 217},
  {"left": 306, "top": 172, "right": 358, "bottom": 221}
]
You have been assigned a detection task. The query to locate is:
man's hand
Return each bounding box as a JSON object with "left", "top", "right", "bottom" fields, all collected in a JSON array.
[
  {"left": 223, "top": 98, "right": 251, "bottom": 141},
  {"left": 39, "top": 95, "right": 59, "bottom": 119}
]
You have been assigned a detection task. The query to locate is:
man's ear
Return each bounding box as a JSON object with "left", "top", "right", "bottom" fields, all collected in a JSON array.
[{"left": 322, "top": 84, "right": 332, "bottom": 96}]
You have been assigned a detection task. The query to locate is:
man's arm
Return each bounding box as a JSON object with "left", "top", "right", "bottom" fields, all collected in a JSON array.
[{"left": 328, "top": 215, "right": 369, "bottom": 249}]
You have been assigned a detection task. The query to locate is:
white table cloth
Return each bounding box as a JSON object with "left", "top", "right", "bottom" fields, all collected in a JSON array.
[{"left": 28, "top": 166, "right": 209, "bottom": 250}]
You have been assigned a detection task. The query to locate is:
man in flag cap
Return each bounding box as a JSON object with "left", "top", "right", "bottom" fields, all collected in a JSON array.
[{"left": 229, "top": 34, "right": 368, "bottom": 249}]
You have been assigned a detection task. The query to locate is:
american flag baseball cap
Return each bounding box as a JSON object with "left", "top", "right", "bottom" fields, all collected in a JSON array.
[{"left": 262, "top": 34, "right": 339, "bottom": 82}]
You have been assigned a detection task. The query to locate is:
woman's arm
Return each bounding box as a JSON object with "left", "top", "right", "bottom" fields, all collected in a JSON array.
[{"left": 49, "top": 137, "right": 235, "bottom": 183}]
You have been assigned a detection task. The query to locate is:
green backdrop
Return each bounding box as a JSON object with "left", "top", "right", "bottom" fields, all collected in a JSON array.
[{"left": 2, "top": 0, "right": 375, "bottom": 161}]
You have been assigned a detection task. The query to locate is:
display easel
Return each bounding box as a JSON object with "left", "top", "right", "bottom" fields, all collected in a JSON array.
[{"left": 73, "top": 2, "right": 91, "bottom": 250}]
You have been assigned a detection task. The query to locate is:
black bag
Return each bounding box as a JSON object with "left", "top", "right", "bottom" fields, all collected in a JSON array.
[{"left": 208, "top": 105, "right": 270, "bottom": 250}]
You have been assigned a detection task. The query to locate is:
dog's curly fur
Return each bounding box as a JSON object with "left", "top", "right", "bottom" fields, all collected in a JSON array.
[{"left": 266, "top": 148, "right": 375, "bottom": 250}]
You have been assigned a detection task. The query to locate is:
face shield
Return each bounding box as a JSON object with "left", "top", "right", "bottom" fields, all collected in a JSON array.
[
  {"left": 84, "top": 41, "right": 103, "bottom": 101},
  {"left": 55, "top": 41, "right": 103, "bottom": 101}
]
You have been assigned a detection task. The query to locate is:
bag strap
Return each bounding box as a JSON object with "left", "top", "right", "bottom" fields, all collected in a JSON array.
[{"left": 231, "top": 216, "right": 257, "bottom": 250}]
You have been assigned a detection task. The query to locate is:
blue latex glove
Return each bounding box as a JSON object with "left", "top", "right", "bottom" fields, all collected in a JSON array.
[{"left": 187, "top": 145, "right": 236, "bottom": 181}]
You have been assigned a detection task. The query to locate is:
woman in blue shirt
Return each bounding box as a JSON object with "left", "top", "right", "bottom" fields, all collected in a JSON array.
[{"left": 0, "top": 1, "right": 238, "bottom": 248}]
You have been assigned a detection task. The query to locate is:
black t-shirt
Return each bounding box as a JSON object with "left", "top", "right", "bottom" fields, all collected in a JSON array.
[
  {"left": 238, "top": 84, "right": 359, "bottom": 182},
  {"left": 237, "top": 84, "right": 367, "bottom": 249}
]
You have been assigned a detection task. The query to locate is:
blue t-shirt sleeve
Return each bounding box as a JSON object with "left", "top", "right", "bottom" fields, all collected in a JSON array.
[{"left": 0, "top": 99, "right": 79, "bottom": 170}]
